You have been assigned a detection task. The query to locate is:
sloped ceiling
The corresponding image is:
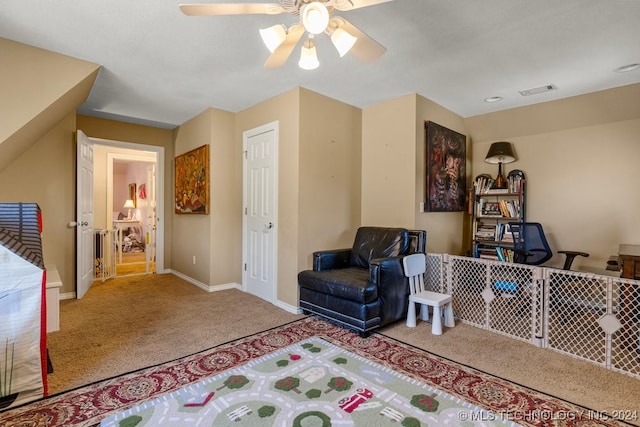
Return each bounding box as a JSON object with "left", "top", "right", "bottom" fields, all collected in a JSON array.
[
  {"left": 1, "top": 0, "right": 639, "bottom": 129},
  {"left": 0, "top": 38, "right": 99, "bottom": 172}
]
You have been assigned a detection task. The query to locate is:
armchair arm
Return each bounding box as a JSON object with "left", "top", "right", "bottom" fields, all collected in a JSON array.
[
  {"left": 313, "top": 248, "right": 352, "bottom": 271},
  {"left": 369, "top": 256, "right": 410, "bottom": 324}
]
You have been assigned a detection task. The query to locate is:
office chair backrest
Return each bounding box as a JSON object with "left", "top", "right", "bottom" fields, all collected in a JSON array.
[{"left": 509, "top": 222, "right": 553, "bottom": 265}]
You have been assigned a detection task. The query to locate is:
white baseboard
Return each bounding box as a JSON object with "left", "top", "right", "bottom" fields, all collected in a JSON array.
[
  {"left": 60, "top": 292, "right": 76, "bottom": 300},
  {"left": 170, "top": 270, "right": 302, "bottom": 313},
  {"left": 274, "top": 299, "right": 303, "bottom": 315},
  {"left": 61, "top": 272, "right": 301, "bottom": 316},
  {"left": 169, "top": 270, "right": 241, "bottom": 293}
]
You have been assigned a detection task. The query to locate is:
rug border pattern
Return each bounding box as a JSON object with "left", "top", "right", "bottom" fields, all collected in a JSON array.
[{"left": 0, "top": 316, "right": 629, "bottom": 427}]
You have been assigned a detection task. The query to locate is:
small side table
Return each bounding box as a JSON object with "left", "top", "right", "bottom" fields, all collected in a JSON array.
[
  {"left": 619, "top": 244, "right": 640, "bottom": 280},
  {"left": 618, "top": 244, "right": 640, "bottom": 355}
]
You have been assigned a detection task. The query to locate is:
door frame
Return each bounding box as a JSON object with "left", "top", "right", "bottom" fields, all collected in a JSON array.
[
  {"left": 242, "top": 121, "right": 279, "bottom": 303},
  {"left": 107, "top": 152, "right": 157, "bottom": 273},
  {"left": 85, "top": 136, "right": 166, "bottom": 274}
]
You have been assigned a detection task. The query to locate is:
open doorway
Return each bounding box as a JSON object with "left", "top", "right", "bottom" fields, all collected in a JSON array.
[
  {"left": 110, "top": 156, "right": 155, "bottom": 276},
  {"left": 91, "top": 139, "right": 164, "bottom": 279}
]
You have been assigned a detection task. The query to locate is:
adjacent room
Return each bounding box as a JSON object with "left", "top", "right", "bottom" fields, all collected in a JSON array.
[{"left": 1, "top": 0, "right": 639, "bottom": 425}]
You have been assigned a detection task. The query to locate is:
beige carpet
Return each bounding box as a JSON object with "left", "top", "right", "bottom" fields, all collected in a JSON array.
[
  {"left": 47, "top": 274, "right": 303, "bottom": 393},
  {"left": 47, "top": 273, "right": 640, "bottom": 425}
]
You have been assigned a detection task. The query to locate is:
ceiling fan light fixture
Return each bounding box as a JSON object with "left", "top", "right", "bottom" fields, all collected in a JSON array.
[
  {"left": 259, "top": 24, "right": 287, "bottom": 53},
  {"left": 301, "top": 2, "right": 330, "bottom": 34},
  {"left": 298, "top": 39, "right": 319, "bottom": 70},
  {"left": 330, "top": 27, "right": 357, "bottom": 57}
]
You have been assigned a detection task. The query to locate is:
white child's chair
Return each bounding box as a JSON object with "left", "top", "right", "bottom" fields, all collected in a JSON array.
[{"left": 402, "top": 253, "right": 455, "bottom": 335}]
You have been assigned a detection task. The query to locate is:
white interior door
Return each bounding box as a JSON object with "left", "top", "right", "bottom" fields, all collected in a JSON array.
[
  {"left": 76, "top": 130, "right": 95, "bottom": 298},
  {"left": 243, "top": 122, "right": 278, "bottom": 303}
]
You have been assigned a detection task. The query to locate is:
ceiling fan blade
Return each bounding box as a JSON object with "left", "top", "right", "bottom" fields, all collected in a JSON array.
[
  {"left": 179, "top": 3, "right": 285, "bottom": 15},
  {"left": 339, "top": 18, "right": 386, "bottom": 63},
  {"left": 333, "top": 0, "right": 393, "bottom": 11},
  {"left": 264, "top": 24, "right": 305, "bottom": 68}
]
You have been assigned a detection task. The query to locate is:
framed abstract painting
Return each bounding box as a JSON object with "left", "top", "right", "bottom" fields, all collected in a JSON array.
[
  {"left": 425, "top": 121, "right": 466, "bottom": 212},
  {"left": 175, "top": 144, "right": 210, "bottom": 214}
]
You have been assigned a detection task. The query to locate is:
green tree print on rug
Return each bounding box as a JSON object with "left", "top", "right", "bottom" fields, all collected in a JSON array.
[{"left": 99, "top": 338, "right": 512, "bottom": 427}]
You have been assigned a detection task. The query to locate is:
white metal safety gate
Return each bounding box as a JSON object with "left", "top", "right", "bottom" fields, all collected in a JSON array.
[
  {"left": 95, "top": 229, "right": 116, "bottom": 282},
  {"left": 426, "top": 253, "right": 640, "bottom": 379}
]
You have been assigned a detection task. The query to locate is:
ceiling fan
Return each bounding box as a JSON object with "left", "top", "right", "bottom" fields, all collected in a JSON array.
[{"left": 179, "top": 0, "right": 392, "bottom": 70}]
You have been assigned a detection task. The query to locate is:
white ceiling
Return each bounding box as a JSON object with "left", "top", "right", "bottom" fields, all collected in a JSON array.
[{"left": 2, "top": 0, "right": 639, "bottom": 129}]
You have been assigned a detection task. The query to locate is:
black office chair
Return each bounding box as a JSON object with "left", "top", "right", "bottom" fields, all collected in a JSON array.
[
  {"left": 508, "top": 222, "right": 589, "bottom": 270},
  {"left": 507, "top": 222, "right": 591, "bottom": 322}
]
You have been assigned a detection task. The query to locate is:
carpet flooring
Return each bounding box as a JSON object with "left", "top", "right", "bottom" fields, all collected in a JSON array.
[
  {"left": 6, "top": 273, "right": 638, "bottom": 425},
  {"left": 1, "top": 317, "right": 630, "bottom": 426}
]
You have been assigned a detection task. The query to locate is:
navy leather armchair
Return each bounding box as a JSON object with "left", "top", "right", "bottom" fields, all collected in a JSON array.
[{"left": 298, "top": 227, "right": 426, "bottom": 336}]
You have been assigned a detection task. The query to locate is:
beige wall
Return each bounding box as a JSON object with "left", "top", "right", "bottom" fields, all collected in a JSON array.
[
  {"left": 236, "top": 89, "right": 301, "bottom": 307},
  {"left": 298, "top": 89, "right": 362, "bottom": 271},
  {"left": 173, "top": 110, "right": 214, "bottom": 283},
  {"left": 0, "top": 113, "right": 77, "bottom": 294},
  {"left": 415, "top": 95, "right": 469, "bottom": 255},
  {"left": 5, "top": 34, "right": 639, "bottom": 305},
  {"left": 465, "top": 84, "right": 640, "bottom": 273},
  {"left": 361, "top": 94, "right": 417, "bottom": 227},
  {"left": 0, "top": 38, "right": 99, "bottom": 172},
  {"left": 208, "top": 109, "right": 241, "bottom": 286},
  {"left": 234, "top": 88, "right": 362, "bottom": 307},
  {"left": 172, "top": 108, "right": 239, "bottom": 286},
  {"left": 361, "top": 93, "right": 469, "bottom": 255}
]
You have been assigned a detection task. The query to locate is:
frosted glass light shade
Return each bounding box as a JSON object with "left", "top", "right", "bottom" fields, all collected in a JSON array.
[
  {"left": 301, "top": 2, "right": 329, "bottom": 34},
  {"left": 298, "top": 41, "right": 319, "bottom": 70},
  {"left": 330, "top": 27, "right": 357, "bottom": 57},
  {"left": 259, "top": 24, "right": 287, "bottom": 53}
]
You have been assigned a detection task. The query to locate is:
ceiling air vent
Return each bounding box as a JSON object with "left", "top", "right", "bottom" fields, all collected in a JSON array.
[{"left": 519, "top": 84, "right": 557, "bottom": 96}]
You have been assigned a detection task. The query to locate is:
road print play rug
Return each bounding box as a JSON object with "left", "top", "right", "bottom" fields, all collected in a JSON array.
[
  {"left": 1, "top": 317, "right": 626, "bottom": 426},
  {"left": 100, "top": 337, "right": 509, "bottom": 426}
]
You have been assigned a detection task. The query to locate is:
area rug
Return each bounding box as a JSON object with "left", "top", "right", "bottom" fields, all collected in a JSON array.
[
  {"left": 0, "top": 317, "right": 627, "bottom": 426},
  {"left": 100, "top": 337, "right": 507, "bottom": 426}
]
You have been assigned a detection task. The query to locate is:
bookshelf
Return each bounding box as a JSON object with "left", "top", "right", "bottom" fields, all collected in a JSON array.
[{"left": 471, "top": 170, "right": 525, "bottom": 261}]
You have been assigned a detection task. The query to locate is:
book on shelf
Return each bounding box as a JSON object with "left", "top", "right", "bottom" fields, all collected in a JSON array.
[
  {"left": 497, "top": 199, "right": 519, "bottom": 218},
  {"left": 495, "top": 246, "right": 514, "bottom": 263},
  {"left": 475, "top": 196, "right": 520, "bottom": 218},
  {"left": 507, "top": 175, "right": 524, "bottom": 194},
  {"left": 477, "top": 246, "right": 499, "bottom": 260},
  {"left": 475, "top": 176, "right": 524, "bottom": 195},
  {"left": 475, "top": 223, "right": 497, "bottom": 241},
  {"left": 474, "top": 176, "right": 495, "bottom": 194}
]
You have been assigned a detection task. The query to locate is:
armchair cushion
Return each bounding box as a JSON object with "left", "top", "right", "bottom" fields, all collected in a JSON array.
[
  {"left": 350, "top": 227, "right": 409, "bottom": 268},
  {"left": 296, "top": 267, "right": 376, "bottom": 303}
]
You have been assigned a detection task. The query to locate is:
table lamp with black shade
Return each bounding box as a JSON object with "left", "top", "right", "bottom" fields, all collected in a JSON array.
[{"left": 484, "top": 142, "right": 516, "bottom": 189}]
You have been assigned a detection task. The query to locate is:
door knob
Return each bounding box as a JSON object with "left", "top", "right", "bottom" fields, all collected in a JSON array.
[
  {"left": 81, "top": 221, "right": 89, "bottom": 226},
  {"left": 266, "top": 222, "right": 274, "bottom": 229}
]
